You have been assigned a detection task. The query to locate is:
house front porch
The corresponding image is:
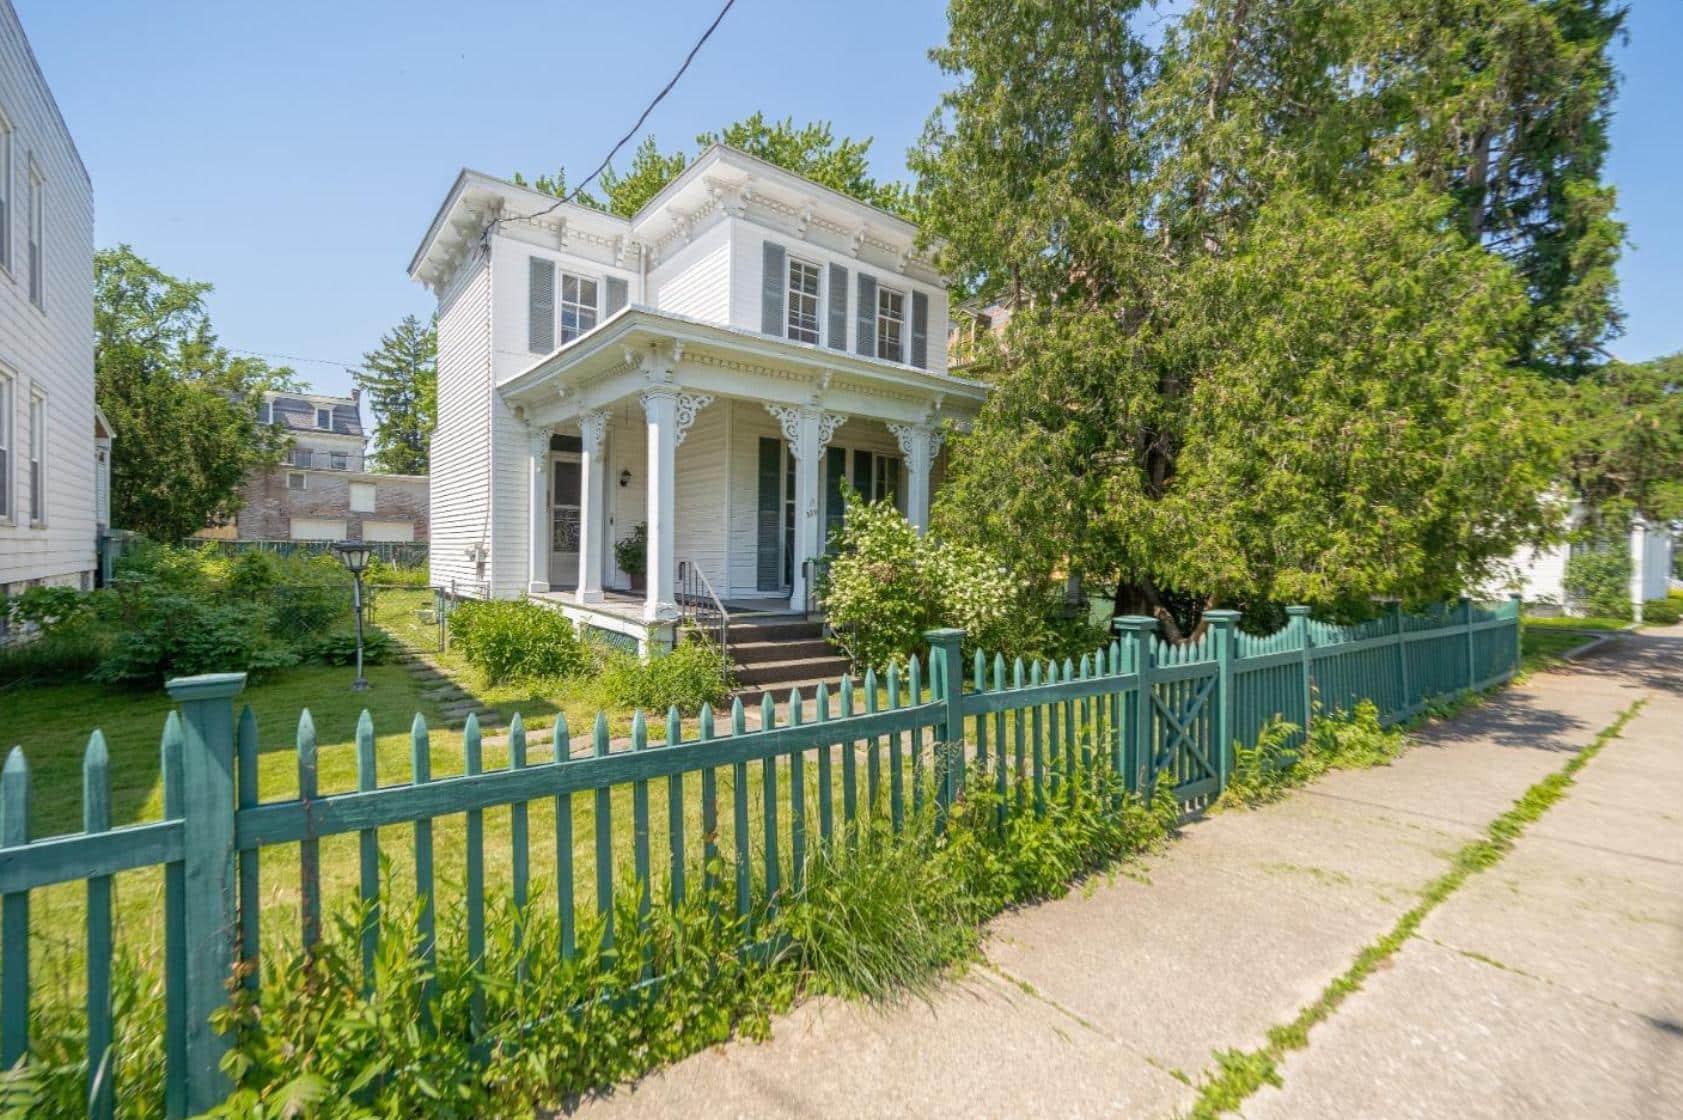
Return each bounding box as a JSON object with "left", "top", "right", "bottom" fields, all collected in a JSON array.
[{"left": 501, "top": 308, "right": 986, "bottom": 654}]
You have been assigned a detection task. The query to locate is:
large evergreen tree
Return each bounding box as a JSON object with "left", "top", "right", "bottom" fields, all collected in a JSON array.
[
  {"left": 95, "top": 246, "right": 295, "bottom": 541},
  {"left": 916, "top": 0, "right": 1619, "bottom": 634},
  {"left": 353, "top": 315, "right": 437, "bottom": 476}
]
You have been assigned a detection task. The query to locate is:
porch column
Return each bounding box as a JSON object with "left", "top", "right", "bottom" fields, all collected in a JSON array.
[
  {"left": 889, "top": 423, "right": 944, "bottom": 535},
  {"left": 575, "top": 410, "right": 609, "bottom": 604},
  {"left": 768, "top": 405, "right": 846, "bottom": 612},
  {"left": 1630, "top": 516, "right": 1649, "bottom": 623},
  {"left": 640, "top": 387, "right": 679, "bottom": 622},
  {"left": 526, "top": 427, "right": 552, "bottom": 594}
]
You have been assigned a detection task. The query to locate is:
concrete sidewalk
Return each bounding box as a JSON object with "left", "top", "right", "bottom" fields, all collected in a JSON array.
[{"left": 570, "top": 629, "right": 1683, "bottom": 1119}]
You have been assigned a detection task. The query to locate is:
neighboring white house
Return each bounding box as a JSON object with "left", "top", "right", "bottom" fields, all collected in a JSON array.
[
  {"left": 411, "top": 144, "right": 986, "bottom": 650},
  {"left": 0, "top": 0, "right": 105, "bottom": 600},
  {"left": 1493, "top": 498, "right": 1676, "bottom": 617}
]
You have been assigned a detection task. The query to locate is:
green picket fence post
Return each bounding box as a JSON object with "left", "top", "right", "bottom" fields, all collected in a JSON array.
[
  {"left": 164, "top": 672, "right": 247, "bottom": 1113},
  {"left": 1204, "top": 610, "right": 1240, "bottom": 795},
  {"left": 1509, "top": 592, "right": 1524, "bottom": 676},
  {"left": 1114, "top": 616, "right": 1157, "bottom": 795},
  {"left": 1287, "top": 606, "right": 1313, "bottom": 737},
  {"left": 1459, "top": 596, "right": 1476, "bottom": 692},
  {"left": 1389, "top": 601, "right": 1409, "bottom": 715},
  {"left": 925, "top": 628, "right": 966, "bottom": 824}
]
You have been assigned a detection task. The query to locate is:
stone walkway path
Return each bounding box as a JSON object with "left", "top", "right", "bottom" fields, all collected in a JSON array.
[{"left": 567, "top": 627, "right": 1683, "bottom": 1119}]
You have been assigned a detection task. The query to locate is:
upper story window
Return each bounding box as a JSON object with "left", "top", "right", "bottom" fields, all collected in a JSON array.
[
  {"left": 0, "top": 106, "right": 11, "bottom": 274},
  {"left": 330, "top": 451, "right": 348, "bottom": 471},
  {"left": 315, "top": 407, "right": 332, "bottom": 430},
  {"left": 0, "top": 371, "right": 11, "bottom": 521},
  {"left": 287, "top": 471, "right": 307, "bottom": 491},
  {"left": 877, "top": 286, "right": 905, "bottom": 363},
  {"left": 26, "top": 160, "right": 43, "bottom": 309},
  {"left": 787, "top": 259, "right": 821, "bottom": 344},
  {"left": 27, "top": 390, "right": 44, "bottom": 524},
  {"left": 292, "top": 448, "right": 312, "bottom": 468},
  {"left": 560, "top": 274, "right": 598, "bottom": 344},
  {"left": 349, "top": 482, "right": 376, "bottom": 513},
  {"left": 258, "top": 400, "right": 272, "bottom": 425}
]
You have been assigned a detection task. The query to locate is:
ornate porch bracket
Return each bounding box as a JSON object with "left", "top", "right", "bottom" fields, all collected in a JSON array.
[
  {"left": 642, "top": 388, "right": 714, "bottom": 447},
  {"left": 766, "top": 404, "right": 848, "bottom": 461},
  {"left": 576, "top": 409, "right": 609, "bottom": 454}
]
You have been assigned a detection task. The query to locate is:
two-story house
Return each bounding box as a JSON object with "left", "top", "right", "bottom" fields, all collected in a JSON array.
[
  {"left": 0, "top": 0, "right": 110, "bottom": 603},
  {"left": 207, "top": 388, "right": 429, "bottom": 546},
  {"left": 410, "top": 144, "right": 985, "bottom": 650}
]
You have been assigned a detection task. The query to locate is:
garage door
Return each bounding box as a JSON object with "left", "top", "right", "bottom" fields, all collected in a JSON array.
[
  {"left": 290, "top": 518, "right": 347, "bottom": 541},
  {"left": 362, "top": 520, "right": 415, "bottom": 543}
]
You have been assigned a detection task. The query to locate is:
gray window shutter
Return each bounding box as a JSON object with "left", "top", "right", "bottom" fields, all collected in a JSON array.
[
  {"left": 757, "top": 437, "right": 783, "bottom": 590},
  {"left": 827, "top": 263, "right": 848, "bottom": 350},
  {"left": 761, "top": 242, "right": 786, "bottom": 335},
  {"left": 605, "top": 276, "right": 628, "bottom": 316},
  {"left": 824, "top": 446, "right": 847, "bottom": 550},
  {"left": 911, "top": 290, "right": 929, "bottom": 369},
  {"left": 855, "top": 273, "right": 877, "bottom": 358},
  {"left": 528, "top": 257, "right": 555, "bottom": 353}
]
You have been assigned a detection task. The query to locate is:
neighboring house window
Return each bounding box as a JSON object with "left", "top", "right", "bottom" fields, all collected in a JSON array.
[
  {"left": 26, "top": 161, "right": 43, "bottom": 309},
  {"left": 559, "top": 273, "right": 598, "bottom": 343},
  {"left": 287, "top": 471, "right": 307, "bottom": 491},
  {"left": 258, "top": 400, "right": 272, "bottom": 425},
  {"left": 292, "top": 448, "right": 312, "bottom": 468},
  {"left": 0, "top": 371, "right": 10, "bottom": 521},
  {"left": 27, "top": 390, "right": 43, "bottom": 523},
  {"left": 330, "top": 451, "right": 347, "bottom": 471},
  {"left": 787, "top": 259, "right": 821, "bottom": 344},
  {"left": 349, "top": 482, "right": 375, "bottom": 512},
  {"left": 877, "top": 286, "right": 905, "bottom": 362},
  {"left": 0, "top": 105, "right": 11, "bottom": 273},
  {"left": 315, "top": 407, "right": 331, "bottom": 430}
]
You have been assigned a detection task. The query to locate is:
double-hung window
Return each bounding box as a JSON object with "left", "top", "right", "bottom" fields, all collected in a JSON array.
[
  {"left": 0, "top": 106, "right": 11, "bottom": 274},
  {"left": 27, "top": 390, "right": 43, "bottom": 524},
  {"left": 0, "top": 372, "right": 11, "bottom": 521},
  {"left": 877, "top": 286, "right": 905, "bottom": 362},
  {"left": 315, "top": 407, "right": 332, "bottom": 430},
  {"left": 559, "top": 273, "right": 599, "bottom": 343},
  {"left": 787, "top": 258, "right": 821, "bottom": 344},
  {"left": 26, "top": 161, "right": 42, "bottom": 309}
]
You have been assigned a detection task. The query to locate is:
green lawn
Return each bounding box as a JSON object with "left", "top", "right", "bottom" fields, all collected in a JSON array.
[
  {"left": 1520, "top": 620, "right": 1617, "bottom": 674},
  {"left": 1520, "top": 614, "right": 1630, "bottom": 631}
]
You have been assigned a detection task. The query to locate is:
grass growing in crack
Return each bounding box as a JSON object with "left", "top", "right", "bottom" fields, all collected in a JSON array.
[{"left": 1184, "top": 697, "right": 1646, "bottom": 1118}]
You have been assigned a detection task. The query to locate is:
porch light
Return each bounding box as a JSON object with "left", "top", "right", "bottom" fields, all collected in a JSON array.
[
  {"left": 619, "top": 469, "right": 632, "bottom": 488},
  {"left": 332, "top": 541, "right": 373, "bottom": 692}
]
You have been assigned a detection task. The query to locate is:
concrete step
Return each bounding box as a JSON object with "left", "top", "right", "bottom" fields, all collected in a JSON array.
[
  {"left": 728, "top": 618, "right": 824, "bottom": 643},
  {"left": 731, "top": 637, "right": 835, "bottom": 665},
  {"left": 733, "top": 654, "right": 853, "bottom": 689}
]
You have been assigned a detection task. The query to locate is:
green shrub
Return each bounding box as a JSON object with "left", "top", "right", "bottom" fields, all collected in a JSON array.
[
  {"left": 366, "top": 556, "right": 430, "bottom": 588},
  {"left": 308, "top": 629, "right": 397, "bottom": 667},
  {"left": 1564, "top": 541, "right": 1632, "bottom": 619},
  {"left": 1219, "top": 700, "right": 1405, "bottom": 808},
  {"left": 1642, "top": 597, "right": 1681, "bottom": 625},
  {"left": 599, "top": 639, "right": 735, "bottom": 714},
  {"left": 822, "top": 490, "right": 1050, "bottom": 668},
  {"left": 92, "top": 594, "right": 298, "bottom": 686},
  {"left": 449, "top": 598, "right": 588, "bottom": 685}
]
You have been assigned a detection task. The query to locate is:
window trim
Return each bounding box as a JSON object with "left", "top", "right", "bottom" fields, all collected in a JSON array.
[
  {"left": 27, "top": 387, "right": 44, "bottom": 526},
  {"left": 876, "top": 285, "right": 906, "bottom": 363},
  {"left": 25, "top": 156, "right": 42, "bottom": 310},
  {"left": 315, "top": 406, "right": 332, "bottom": 430},
  {"left": 286, "top": 471, "right": 308, "bottom": 492},
  {"left": 0, "top": 103, "right": 12, "bottom": 277},
  {"left": 786, "top": 257, "right": 822, "bottom": 345},
  {"left": 0, "top": 368, "right": 12, "bottom": 524},
  {"left": 258, "top": 400, "right": 272, "bottom": 425},
  {"left": 348, "top": 481, "right": 376, "bottom": 513},
  {"left": 558, "top": 271, "right": 600, "bottom": 345}
]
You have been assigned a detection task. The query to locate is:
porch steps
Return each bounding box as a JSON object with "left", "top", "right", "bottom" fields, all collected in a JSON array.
[{"left": 724, "top": 615, "right": 854, "bottom": 706}]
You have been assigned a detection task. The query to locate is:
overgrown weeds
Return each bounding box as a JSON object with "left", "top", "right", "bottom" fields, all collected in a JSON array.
[{"left": 1220, "top": 700, "right": 1405, "bottom": 808}]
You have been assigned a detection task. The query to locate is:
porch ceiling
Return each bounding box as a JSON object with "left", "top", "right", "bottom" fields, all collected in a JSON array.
[{"left": 499, "top": 306, "right": 988, "bottom": 430}]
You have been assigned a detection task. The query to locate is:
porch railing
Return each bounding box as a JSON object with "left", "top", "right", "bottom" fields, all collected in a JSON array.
[{"left": 676, "top": 559, "right": 730, "bottom": 655}]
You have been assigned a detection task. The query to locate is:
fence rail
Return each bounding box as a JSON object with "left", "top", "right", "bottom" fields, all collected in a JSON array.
[
  {"left": 0, "top": 595, "right": 1521, "bottom": 1115},
  {"left": 186, "top": 538, "right": 430, "bottom": 568}
]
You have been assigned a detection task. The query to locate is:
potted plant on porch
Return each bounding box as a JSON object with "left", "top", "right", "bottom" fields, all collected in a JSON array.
[{"left": 615, "top": 522, "right": 648, "bottom": 592}]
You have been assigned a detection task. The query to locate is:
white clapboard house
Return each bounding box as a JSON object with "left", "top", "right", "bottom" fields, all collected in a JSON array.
[{"left": 411, "top": 145, "right": 985, "bottom": 665}]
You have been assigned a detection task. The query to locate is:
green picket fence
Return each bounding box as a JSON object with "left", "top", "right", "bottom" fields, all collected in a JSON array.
[{"left": 0, "top": 596, "right": 1520, "bottom": 1115}]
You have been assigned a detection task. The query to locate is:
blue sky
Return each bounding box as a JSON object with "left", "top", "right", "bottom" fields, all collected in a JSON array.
[{"left": 14, "top": 0, "right": 1681, "bottom": 410}]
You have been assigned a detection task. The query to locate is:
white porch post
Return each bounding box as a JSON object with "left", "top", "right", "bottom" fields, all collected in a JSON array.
[
  {"left": 526, "top": 427, "right": 552, "bottom": 594},
  {"left": 641, "top": 387, "right": 679, "bottom": 622},
  {"left": 768, "top": 405, "right": 846, "bottom": 612},
  {"left": 889, "top": 423, "right": 943, "bottom": 535},
  {"left": 1630, "top": 516, "right": 1649, "bottom": 623},
  {"left": 575, "top": 410, "right": 609, "bottom": 604}
]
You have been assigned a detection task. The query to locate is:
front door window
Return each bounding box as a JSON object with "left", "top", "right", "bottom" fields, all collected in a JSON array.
[{"left": 550, "top": 455, "right": 582, "bottom": 587}]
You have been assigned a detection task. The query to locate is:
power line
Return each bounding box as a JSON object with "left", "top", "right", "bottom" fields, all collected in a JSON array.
[
  {"left": 229, "top": 347, "right": 360, "bottom": 371},
  {"left": 489, "top": 0, "right": 737, "bottom": 232}
]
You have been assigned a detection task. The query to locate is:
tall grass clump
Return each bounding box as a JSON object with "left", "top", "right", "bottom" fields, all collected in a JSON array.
[{"left": 1221, "top": 700, "right": 1405, "bottom": 808}]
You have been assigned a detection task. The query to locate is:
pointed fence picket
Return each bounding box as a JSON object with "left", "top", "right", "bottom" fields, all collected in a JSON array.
[{"left": 0, "top": 597, "right": 1522, "bottom": 1114}]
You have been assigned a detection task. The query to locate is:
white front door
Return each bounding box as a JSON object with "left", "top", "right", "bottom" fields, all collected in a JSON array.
[{"left": 550, "top": 452, "right": 582, "bottom": 588}]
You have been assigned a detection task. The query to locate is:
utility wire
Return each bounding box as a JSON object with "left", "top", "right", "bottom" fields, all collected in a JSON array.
[
  {"left": 489, "top": 0, "right": 737, "bottom": 232},
  {"left": 229, "top": 346, "right": 361, "bottom": 371}
]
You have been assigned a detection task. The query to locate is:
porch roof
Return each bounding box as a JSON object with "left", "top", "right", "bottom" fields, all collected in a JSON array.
[{"left": 499, "top": 305, "right": 989, "bottom": 429}]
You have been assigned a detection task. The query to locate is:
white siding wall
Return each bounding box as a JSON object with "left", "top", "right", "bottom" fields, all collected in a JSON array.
[
  {"left": 0, "top": 0, "right": 96, "bottom": 589},
  {"left": 428, "top": 248, "right": 491, "bottom": 592},
  {"left": 1637, "top": 526, "right": 1673, "bottom": 603},
  {"left": 674, "top": 400, "right": 728, "bottom": 595},
  {"left": 648, "top": 215, "right": 730, "bottom": 322}
]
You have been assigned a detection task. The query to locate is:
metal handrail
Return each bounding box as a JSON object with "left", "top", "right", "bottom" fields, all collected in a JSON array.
[{"left": 676, "top": 560, "right": 731, "bottom": 656}]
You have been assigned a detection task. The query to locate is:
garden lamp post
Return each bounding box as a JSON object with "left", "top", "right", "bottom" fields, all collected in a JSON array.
[{"left": 333, "top": 541, "right": 373, "bottom": 692}]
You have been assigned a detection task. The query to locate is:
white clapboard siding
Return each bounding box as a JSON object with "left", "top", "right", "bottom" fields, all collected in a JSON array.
[
  {"left": 650, "top": 217, "right": 730, "bottom": 323},
  {"left": 428, "top": 248, "right": 492, "bottom": 593},
  {"left": 0, "top": 1, "right": 97, "bottom": 588},
  {"left": 673, "top": 400, "right": 728, "bottom": 595}
]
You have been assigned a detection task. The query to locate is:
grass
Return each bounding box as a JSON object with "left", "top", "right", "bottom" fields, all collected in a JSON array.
[
  {"left": 1520, "top": 614, "right": 1630, "bottom": 631},
  {"left": 1183, "top": 698, "right": 1646, "bottom": 1118}
]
